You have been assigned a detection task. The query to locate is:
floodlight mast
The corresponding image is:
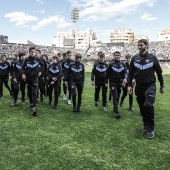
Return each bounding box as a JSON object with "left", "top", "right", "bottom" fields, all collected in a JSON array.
[{"left": 71, "top": 8, "right": 79, "bottom": 50}]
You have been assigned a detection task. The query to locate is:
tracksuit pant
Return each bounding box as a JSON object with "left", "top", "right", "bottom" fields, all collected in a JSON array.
[{"left": 135, "top": 84, "right": 156, "bottom": 132}]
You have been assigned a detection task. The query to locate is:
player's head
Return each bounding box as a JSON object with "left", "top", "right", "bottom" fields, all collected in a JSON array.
[
  {"left": 75, "top": 53, "right": 82, "bottom": 62},
  {"left": 98, "top": 52, "right": 105, "bottom": 62},
  {"left": 125, "top": 54, "right": 131, "bottom": 62},
  {"left": 52, "top": 55, "right": 59, "bottom": 63},
  {"left": 66, "top": 51, "right": 72, "bottom": 59},
  {"left": 138, "top": 39, "right": 149, "bottom": 54},
  {"left": 19, "top": 52, "right": 26, "bottom": 60},
  {"left": 29, "top": 47, "right": 36, "bottom": 57},
  {"left": 113, "top": 51, "right": 121, "bottom": 61}
]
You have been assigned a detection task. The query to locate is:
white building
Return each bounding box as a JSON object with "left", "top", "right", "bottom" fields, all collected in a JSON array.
[
  {"left": 134, "top": 35, "right": 149, "bottom": 43},
  {"left": 157, "top": 28, "right": 170, "bottom": 41},
  {"left": 110, "top": 28, "right": 134, "bottom": 43},
  {"left": 52, "top": 29, "right": 101, "bottom": 49}
]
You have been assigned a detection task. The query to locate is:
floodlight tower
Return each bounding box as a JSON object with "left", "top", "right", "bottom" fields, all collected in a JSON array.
[{"left": 71, "top": 8, "right": 79, "bottom": 50}]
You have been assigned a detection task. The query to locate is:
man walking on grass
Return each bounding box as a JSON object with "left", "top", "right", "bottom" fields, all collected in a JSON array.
[{"left": 128, "top": 39, "right": 165, "bottom": 139}]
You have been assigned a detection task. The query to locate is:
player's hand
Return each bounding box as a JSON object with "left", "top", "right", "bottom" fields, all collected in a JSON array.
[
  {"left": 38, "top": 72, "right": 42, "bottom": 77},
  {"left": 52, "top": 77, "right": 57, "bottom": 81},
  {"left": 123, "top": 79, "right": 127, "bottom": 84},
  {"left": 10, "top": 76, "right": 12, "bottom": 80},
  {"left": 105, "top": 83, "right": 108, "bottom": 87},
  {"left": 128, "top": 86, "right": 132, "bottom": 94},
  {"left": 91, "top": 81, "right": 94, "bottom": 86},
  {"left": 65, "top": 81, "right": 68, "bottom": 86},
  {"left": 50, "top": 81, "right": 54, "bottom": 85},
  {"left": 14, "top": 78, "right": 17, "bottom": 83},
  {"left": 22, "top": 74, "right": 26, "bottom": 80},
  {"left": 132, "top": 79, "right": 136, "bottom": 86},
  {"left": 160, "top": 87, "right": 165, "bottom": 93}
]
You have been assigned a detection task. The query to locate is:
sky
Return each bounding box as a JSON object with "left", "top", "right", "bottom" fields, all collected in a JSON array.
[{"left": 0, "top": 0, "right": 169, "bottom": 46}]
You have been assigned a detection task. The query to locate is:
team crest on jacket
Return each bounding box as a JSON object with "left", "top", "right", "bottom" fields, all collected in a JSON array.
[{"left": 146, "top": 59, "right": 149, "bottom": 63}]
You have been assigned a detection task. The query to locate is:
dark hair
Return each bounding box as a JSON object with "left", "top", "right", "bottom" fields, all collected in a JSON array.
[
  {"left": 42, "top": 54, "right": 48, "bottom": 60},
  {"left": 125, "top": 54, "right": 131, "bottom": 59},
  {"left": 1, "top": 54, "right": 6, "bottom": 58},
  {"left": 113, "top": 51, "right": 121, "bottom": 56},
  {"left": 138, "top": 39, "right": 149, "bottom": 46},
  {"left": 66, "top": 51, "right": 71, "bottom": 55},
  {"left": 75, "top": 53, "right": 82, "bottom": 59},
  {"left": 19, "top": 52, "right": 26, "bottom": 58},
  {"left": 62, "top": 52, "right": 66, "bottom": 57},
  {"left": 35, "top": 49, "right": 41, "bottom": 54},
  {"left": 99, "top": 53, "right": 105, "bottom": 58},
  {"left": 53, "top": 55, "right": 59, "bottom": 60},
  {"left": 29, "top": 47, "right": 35, "bottom": 52},
  {"left": 98, "top": 51, "right": 102, "bottom": 56}
]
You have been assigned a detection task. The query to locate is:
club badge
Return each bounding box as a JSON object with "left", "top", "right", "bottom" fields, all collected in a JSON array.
[{"left": 146, "top": 59, "right": 149, "bottom": 63}]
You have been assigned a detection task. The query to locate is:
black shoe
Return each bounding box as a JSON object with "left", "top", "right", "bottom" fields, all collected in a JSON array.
[
  {"left": 129, "top": 106, "right": 134, "bottom": 112},
  {"left": 119, "top": 102, "right": 123, "bottom": 107},
  {"left": 140, "top": 129, "right": 148, "bottom": 135},
  {"left": 77, "top": 107, "right": 81, "bottom": 112},
  {"left": 32, "top": 108, "right": 37, "bottom": 116},
  {"left": 73, "top": 107, "right": 77, "bottom": 112},
  {"left": 146, "top": 131, "right": 154, "bottom": 139},
  {"left": 54, "top": 106, "right": 58, "bottom": 110},
  {"left": 11, "top": 101, "right": 17, "bottom": 106},
  {"left": 95, "top": 102, "right": 98, "bottom": 106},
  {"left": 114, "top": 112, "right": 121, "bottom": 119}
]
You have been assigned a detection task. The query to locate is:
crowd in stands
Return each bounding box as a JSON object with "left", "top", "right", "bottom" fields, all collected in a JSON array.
[
  {"left": 0, "top": 40, "right": 170, "bottom": 68},
  {"left": 86, "top": 40, "right": 170, "bottom": 59}
]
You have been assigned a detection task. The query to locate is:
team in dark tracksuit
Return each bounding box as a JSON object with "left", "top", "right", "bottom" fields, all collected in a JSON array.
[
  {"left": 62, "top": 51, "right": 74, "bottom": 103},
  {"left": 91, "top": 53, "right": 108, "bottom": 110},
  {"left": 120, "top": 54, "right": 134, "bottom": 111},
  {"left": 66, "top": 53, "right": 85, "bottom": 112},
  {"left": 21, "top": 47, "right": 43, "bottom": 115},
  {"left": 47, "top": 56, "right": 62, "bottom": 110},
  {"left": 128, "top": 41, "right": 164, "bottom": 138},
  {"left": 106, "top": 51, "right": 127, "bottom": 118},
  {"left": 0, "top": 55, "right": 13, "bottom": 98},
  {"left": 12, "top": 52, "right": 26, "bottom": 105}
]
